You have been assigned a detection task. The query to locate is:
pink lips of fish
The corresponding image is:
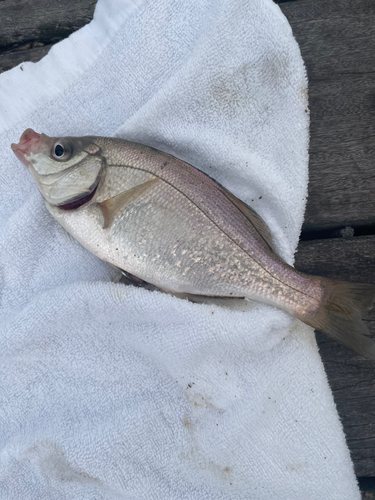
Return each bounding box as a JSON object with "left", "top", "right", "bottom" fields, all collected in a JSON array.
[{"left": 11, "top": 128, "right": 45, "bottom": 167}]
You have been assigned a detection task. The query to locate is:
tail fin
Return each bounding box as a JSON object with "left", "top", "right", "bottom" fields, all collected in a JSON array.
[{"left": 306, "top": 280, "right": 375, "bottom": 359}]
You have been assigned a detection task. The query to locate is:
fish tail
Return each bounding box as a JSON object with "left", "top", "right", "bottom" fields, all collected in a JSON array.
[{"left": 304, "top": 279, "right": 375, "bottom": 359}]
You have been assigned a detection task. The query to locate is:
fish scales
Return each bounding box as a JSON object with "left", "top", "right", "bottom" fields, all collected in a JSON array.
[
  {"left": 11, "top": 129, "right": 375, "bottom": 359},
  {"left": 49, "top": 166, "right": 276, "bottom": 299},
  {"left": 96, "top": 138, "right": 321, "bottom": 306}
]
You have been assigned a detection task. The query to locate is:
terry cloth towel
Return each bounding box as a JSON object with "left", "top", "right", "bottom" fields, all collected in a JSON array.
[{"left": 0, "top": 0, "right": 360, "bottom": 499}]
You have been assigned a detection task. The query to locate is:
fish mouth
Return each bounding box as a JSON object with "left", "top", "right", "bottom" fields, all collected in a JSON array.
[{"left": 11, "top": 128, "right": 42, "bottom": 167}]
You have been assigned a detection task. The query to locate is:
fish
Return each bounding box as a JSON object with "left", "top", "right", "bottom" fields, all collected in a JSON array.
[{"left": 11, "top": 128, "right": 375, "bottom": 359}]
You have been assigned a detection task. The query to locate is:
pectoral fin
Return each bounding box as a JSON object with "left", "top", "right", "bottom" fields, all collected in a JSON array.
[{"left": 98, "top": 177, "right": 159, "bottom": 229}]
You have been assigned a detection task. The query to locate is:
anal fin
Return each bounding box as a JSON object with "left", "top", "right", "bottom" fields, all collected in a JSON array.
[
  {"left": 119, "top": 269, "right": 160, "bottom": 292},
  {"left": 172, "top": 292, "right": 254, "bottom": 311},
  {"left": 117, "top": 268, "right": 253, "bottom": 311}
]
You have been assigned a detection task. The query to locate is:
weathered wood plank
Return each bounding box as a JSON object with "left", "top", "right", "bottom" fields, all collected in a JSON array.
[
  {"left": 295, "top": 235, "right": 375, "bottom": 477},
  {"left": 278, "top": 0, "right": 375, "bottom": 28},
  {"left": 278, "top": 0, "right": 375, "bottom": 231},
  {"left": 296, "top": 235, "right": 375, "bottom": 283},
  {"left": 0, "top": 45, "right": 52, "bottom": 74},
  {"left": 0, "top": 0, "right": 97, "bottom": 52},
  {"left": 359, "top": 477, "right": 375, "bottom": 500}
]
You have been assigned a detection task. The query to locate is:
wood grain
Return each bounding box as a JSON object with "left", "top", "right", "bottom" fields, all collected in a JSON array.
[
  {"left": 358, "top": 477, "right": 375, "bottom": 500},
  {"left": 0, "top": 0, "right": 96, "bottom": 73},
  {"left": 295, "top": 235, "right": 375, "bottom": 477},
  {"left": 0, "top": 0, "right": 97, "bottom": 52},
  {"left": 0, "top": 45, "right": 51, "bottom": 74},
  {"left": 279, "top": 0, "right": 375, "bottom": 231}
]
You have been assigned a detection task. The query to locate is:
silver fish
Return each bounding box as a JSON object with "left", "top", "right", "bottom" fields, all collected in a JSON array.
[{"left": 11, "top": 128, "right": 375, "bottom": 359}]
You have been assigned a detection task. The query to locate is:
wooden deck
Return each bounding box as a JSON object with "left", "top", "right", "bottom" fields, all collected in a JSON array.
[{"left": 1, "top": 0, "right": 375, "bottom": 497}]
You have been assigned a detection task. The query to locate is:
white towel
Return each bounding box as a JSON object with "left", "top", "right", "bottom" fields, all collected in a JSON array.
[{"left": 0, "top": 0, "right": 360, "bottom": 498}]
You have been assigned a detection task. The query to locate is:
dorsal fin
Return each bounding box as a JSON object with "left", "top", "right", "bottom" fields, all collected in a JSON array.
[
  {"left": 98, "top": 177, "right": 159, "bottom": 229},
  {"left": 220, "top": 187, "right": 277, "bottom": 254}
]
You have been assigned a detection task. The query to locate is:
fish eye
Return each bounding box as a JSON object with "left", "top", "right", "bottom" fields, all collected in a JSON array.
[
  {"left": 52, "top": 140, "right": 72, "bottom": 161},
  {"left": 55, "top": 144, "right": 64, "bottom": 157}
]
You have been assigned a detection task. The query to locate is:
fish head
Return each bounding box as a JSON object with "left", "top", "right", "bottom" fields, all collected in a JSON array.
[{"left": 11, "top": 128, "right": 104, "bottom": 209}]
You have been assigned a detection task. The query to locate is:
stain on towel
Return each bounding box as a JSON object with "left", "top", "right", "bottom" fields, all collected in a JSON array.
[
  {"left": 25, "top": 441, "right": 101, "bottom": 485},
  {"left": 181, "top": 415, "right": 232, "bottom": 484}
]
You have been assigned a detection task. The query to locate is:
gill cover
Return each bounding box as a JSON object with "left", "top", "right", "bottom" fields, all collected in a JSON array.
[{"left": 12, "top": 130, "right": 104, "bottom": 208}]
